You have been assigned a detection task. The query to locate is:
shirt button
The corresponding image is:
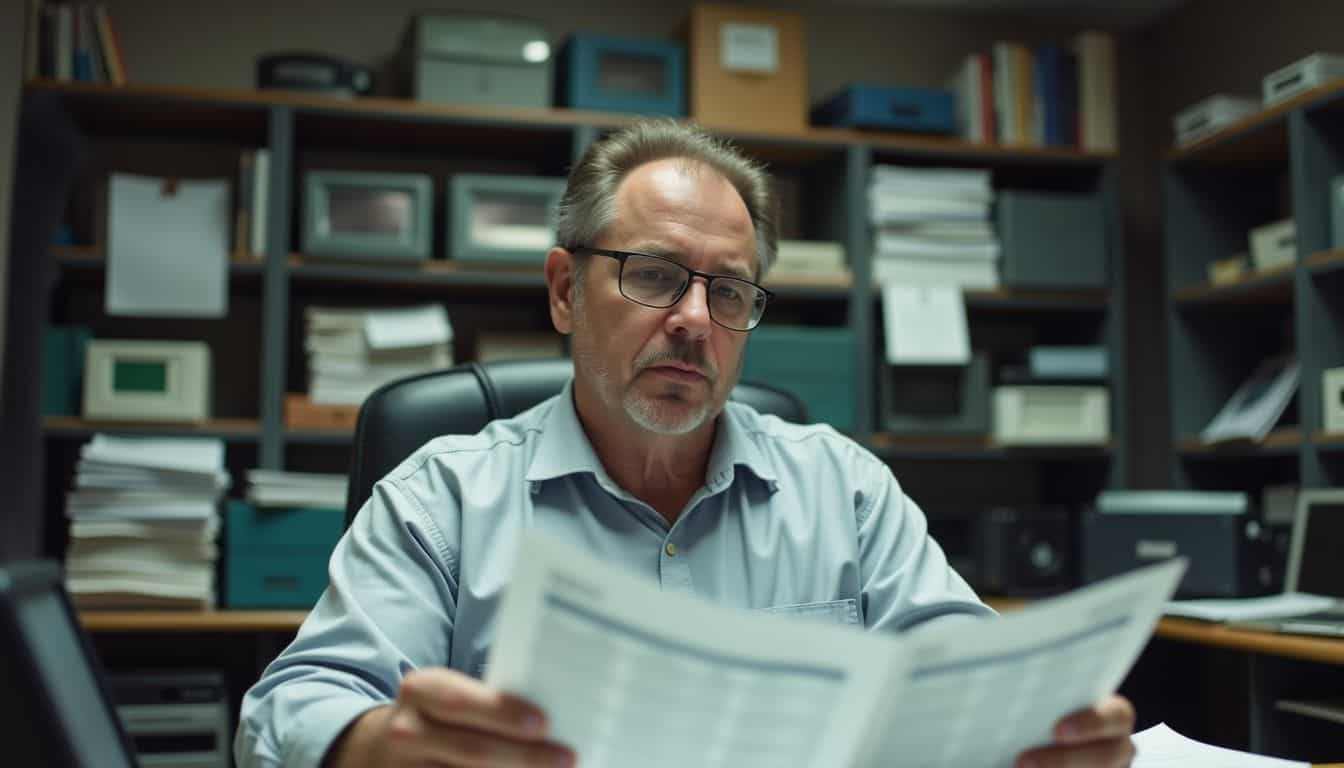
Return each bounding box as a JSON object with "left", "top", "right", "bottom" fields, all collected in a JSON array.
[{"left": 665, "top": 542, "right": 678, "bottom": 557}]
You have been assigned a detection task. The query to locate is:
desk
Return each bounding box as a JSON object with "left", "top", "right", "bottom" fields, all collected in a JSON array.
[{"left": 986, "top": 600, "right": 1344, "bottom": 760}]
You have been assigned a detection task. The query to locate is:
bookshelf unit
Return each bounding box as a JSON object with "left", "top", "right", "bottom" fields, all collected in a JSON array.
[
  {"left": 1164, "top": 78, "right": 1344, "bottom": 493},
  {"left": 22, "top": 79, "right": 1128, "bottom": 618}
]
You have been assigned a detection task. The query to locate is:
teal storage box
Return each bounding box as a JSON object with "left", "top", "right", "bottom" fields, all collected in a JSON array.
[
  {"left": 224, "top": 500, "right": 344, "bottom": 609},
  {"left": 557, "top": 34, "right": 686, "bottom": 116},
  {"left": 743, "top": 326, "right": 856, "bottom": 431},
  {"left": 42, "top": 325, "right": 91, "bottom": 415}
]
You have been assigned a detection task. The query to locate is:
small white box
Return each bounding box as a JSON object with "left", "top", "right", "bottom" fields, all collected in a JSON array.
[
  {"left": 1262, "top": 53, "right": 1344, "bottom": 107},
  {"left": 1324, "top": 367, "right": 1344, "bottom": 435},
  {"left": 1248, "top": 219, "right": 1297, "bottom": 272},
  {"left": 83, "top": 340, "right": 212, "bottom": 423},
  {"left": 992, "top": 386, "right": 1109, "bottom": 445},
  {"left": 1173, "top": 95, "right": 1259, "bottom": 146}
]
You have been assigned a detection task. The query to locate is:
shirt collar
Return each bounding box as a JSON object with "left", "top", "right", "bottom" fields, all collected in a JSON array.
[{"left": 525, "top": 382, "right": 779, "bottom": 491}]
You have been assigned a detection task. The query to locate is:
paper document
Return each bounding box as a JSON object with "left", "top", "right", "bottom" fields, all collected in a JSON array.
[
  {"left": 1131, "top": 723, "right": 1308, "bottom": 767},
  {"left": 107, "top": 173, "right": 230, "bottom": 317},
  {"left": 882, "top": 283, "right": 970, "bottom": 365},
  {"left": 1165, "top": 592, "right": 1339, "bottom": 623},
  {"left": 487, "top": 531, "right": 1186, "bottom": 768},
  {"left": 363, "top": 304, "right": 453, "bottom": 350}
]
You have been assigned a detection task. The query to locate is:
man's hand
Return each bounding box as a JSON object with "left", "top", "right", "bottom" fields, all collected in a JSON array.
[
  {"left": 1013, "top": 695, "right": 1137, "bottom": 768},
  {"left": 328, "top": 667, "right": 576, "bottom": 768}
]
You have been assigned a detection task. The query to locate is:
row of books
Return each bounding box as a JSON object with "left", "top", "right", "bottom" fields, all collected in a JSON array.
[
  {"left": 946, "top": 32, "right": 1117, "bottom": 151},
  {"left": 26, "top": 1, "right": 129, "bottom": 85}
]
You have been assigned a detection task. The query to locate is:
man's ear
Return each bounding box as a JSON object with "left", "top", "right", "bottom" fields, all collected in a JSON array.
[{"left": 544, "top": 247, "right": 576, "bottom": 334}]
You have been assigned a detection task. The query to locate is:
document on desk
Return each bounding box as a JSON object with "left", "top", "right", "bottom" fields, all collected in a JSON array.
[{"left": 487, "top": 531, "right": 1186, "bottom": 768}]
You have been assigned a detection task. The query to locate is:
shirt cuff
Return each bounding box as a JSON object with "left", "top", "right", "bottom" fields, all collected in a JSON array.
[{"left": 282, "top": 696, "right": 384, "bottom": 768}]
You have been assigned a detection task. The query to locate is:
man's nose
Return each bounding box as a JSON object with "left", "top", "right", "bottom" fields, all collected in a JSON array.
[{"left": 666, "top": 278, "right": 713, "bottom": 340}]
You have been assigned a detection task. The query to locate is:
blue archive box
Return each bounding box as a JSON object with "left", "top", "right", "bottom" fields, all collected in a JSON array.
[
  {"left": 811, "top": 84, "right": 956, "bottom": 134},
  {"left": 743, "top": 326, "right": 856, "bottom": 432},
  {"left": 224, "top": 500, "right": 344, "bottom": 609},
  {"left": 558, "top": 34, "right": 686, "bottom": 116}
]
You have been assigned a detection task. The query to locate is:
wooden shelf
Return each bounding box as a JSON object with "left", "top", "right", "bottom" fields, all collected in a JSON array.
[
  {"left": 43, "top": 416, "right": 261, "bottom": 441},
  {"left": 868, "top": 433, "right": 1112, "bottom": 461},
  {"left": 1171, "top": 263, "right": 1295, "bottom": 306},
  {"left": 1168, "top": 77, "right": 1344, "bottom": 169},
  {"left": 1307, "top": 248, "right": 1344, "bottom": 277},
  {"left": 26, "top": 80, "right": 1114, "bottom": 168},
  {"left": 79, "top": 609, "right": 308, "bottom": 633},
  {"left": 53, "top": 245, "right": 265, "bottom": 275},
  {"left": 1315, "top": 431, "right": 1344, "bottom": 452},
  {"left": 1176, "top": 427, "right": 1301, "bottom": 457}
]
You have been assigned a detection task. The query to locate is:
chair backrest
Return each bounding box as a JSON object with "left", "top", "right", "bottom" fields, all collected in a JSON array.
[{"left": 344, "top": 359, "right": 808, "bottom": 527}]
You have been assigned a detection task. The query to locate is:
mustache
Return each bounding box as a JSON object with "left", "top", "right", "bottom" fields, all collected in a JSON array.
[{"left": 636, "top": 343, "right": 716, "bottom": 382}]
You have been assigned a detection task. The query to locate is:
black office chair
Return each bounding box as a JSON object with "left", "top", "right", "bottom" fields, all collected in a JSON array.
[{"left": 343, "top": 358, "right": 808, "bottom": 527}]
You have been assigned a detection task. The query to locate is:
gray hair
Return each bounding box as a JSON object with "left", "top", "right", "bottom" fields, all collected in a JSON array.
[{"left": 556, "top": 120, "right": 778, "bottom": 279}]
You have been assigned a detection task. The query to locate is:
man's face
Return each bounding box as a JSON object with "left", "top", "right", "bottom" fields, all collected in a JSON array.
[{"left": 556, "top": 159, "right": 758, "bottom": 435}]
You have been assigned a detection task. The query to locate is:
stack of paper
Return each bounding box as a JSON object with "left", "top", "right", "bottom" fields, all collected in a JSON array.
[
  {"left": 245, "top": 470, "right": 347, "bottom": 510},
  {"left": 64, "top": 435, "right": 230, "bottom": 610},
  {"left": 306, "top": 304, "right": 453, "bottom": 406},
  {"left": 868, "top": 166, "right": 1000, "bottom": 289}
]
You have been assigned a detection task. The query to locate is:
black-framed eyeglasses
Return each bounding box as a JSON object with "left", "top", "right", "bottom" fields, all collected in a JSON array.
[{"left": 573, "top": 247, "right": 772, "bottom": 332}]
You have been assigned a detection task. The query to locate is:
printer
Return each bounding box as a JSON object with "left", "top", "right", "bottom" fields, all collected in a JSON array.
[
  {"left": 1082, "top": 491, "right": 1280, "bottom": 599},
  {"left": 107, "top": 670, "right": 229, "bottom": 768}
]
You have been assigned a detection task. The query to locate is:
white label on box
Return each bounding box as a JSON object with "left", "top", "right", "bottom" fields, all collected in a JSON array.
[{"left": 720, "top": 22, "right": 779, "bottom": 74}]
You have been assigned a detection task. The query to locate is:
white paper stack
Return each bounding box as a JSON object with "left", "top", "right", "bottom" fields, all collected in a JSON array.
[
  {"left": 868, "top": 165, "right": 1000, "bottom": 290},
  {"left": 245, "top": 469, "right": 347, "bottom": 510},
  {"left": 306, "top": 304, "right": 454, "bottom": 406},
  {"left": 64, "top": 435, "right": 230, "bottom": 610}
]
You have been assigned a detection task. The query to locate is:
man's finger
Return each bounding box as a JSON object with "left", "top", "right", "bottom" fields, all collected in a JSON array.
[
  {"left": 398, "top": 669, "right": 550, "bottom": 741},
  {"left": 1016, "top": 736, "right": 1136, "bottom": 768},
  {"left": 387, "top": 705, "right": 576, "bottom": 768},
  {"left": 1054, "top": 695, "right": 1136, "bottom": 744}
]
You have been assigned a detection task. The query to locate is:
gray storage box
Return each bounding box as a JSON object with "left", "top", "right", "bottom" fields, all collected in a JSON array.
[
  {"left": 448, "top": 174, "right": 565, "bottom": 264},
  {"left": 997, "top": 190, "right": 1108, "bottom": 288},
  {"left": 879, "top": 352, "right": 989, "bottom": 436},
  {"left": 400, "top": 13, "right": 552, "bottom": 108},
  {"left": 302, "top": 171, "right": 433, "bottom": 262}
]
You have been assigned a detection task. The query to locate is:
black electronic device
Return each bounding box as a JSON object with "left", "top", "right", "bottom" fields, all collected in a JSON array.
[
  {"left": 0, "top": 560, "right": 139, "bottom": 767},
  {"left": 974, "top": 506, "right": 1075, "bottom": 596},
  {"left": 256, "top": 52, "right": 374, "bottom": 97}
]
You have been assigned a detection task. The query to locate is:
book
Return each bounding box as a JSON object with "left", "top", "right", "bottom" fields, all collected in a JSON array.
[
  {"left": 487, "top": 530, "right": 1186, "bottom": 768},
  {"left": 1075, "top": 31, "right": 1118, "bottom": 152}
]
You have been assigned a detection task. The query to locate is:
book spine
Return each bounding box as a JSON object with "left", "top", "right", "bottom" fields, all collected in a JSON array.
[
  {"left": 82, "top": 4, "right": 107, "bottom": 83},
  {"left": 1075, "top": 31, "right": 1118, "bottom": 152},
  {"left": 251, "top": 149, "right": 270, "bottom": 259},
  {"left": 72, "top": 3, "right": 92, "bottom": 82},
  {"left": 235, "top": 150, "right": 254, "bottom": 258},
  {"left": 93, "top": 3, "right": 124, "bottom": 85},
  {"left": 56, "top": 4, "right": 73, "bottom": 81},
  {"left": 978, "top": 52, "right": 996, "bottom": 145}
]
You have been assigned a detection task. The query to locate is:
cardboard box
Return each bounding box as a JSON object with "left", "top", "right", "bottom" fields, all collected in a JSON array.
[
  {"left": 684, "top": 4, "right": 807, "bottom": 133},
  {"left": 285, "top": 393, "right": 360, "bottom": 431}
]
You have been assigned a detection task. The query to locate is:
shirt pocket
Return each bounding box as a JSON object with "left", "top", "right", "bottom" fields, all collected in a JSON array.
[{"left": 759, "top": 598, "right": 861, "bottom": 627}]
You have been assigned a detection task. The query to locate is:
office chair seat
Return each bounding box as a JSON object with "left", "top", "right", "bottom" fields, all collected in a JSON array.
[{"left": 344, "top": 359, "right": 808, "bottom": 527}]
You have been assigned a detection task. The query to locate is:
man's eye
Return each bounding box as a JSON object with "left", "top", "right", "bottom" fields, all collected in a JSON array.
[{"left": 714, "top": 284, "right": 746, "bottom": 302}]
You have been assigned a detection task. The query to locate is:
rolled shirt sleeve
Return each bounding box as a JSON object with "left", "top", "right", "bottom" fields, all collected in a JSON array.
[{"left": 234, "top": 476, "right": 460, "bottom": 768}]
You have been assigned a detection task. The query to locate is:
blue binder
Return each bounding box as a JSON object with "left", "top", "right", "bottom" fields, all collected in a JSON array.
[{"left": 811, "top": 84, "right": 956, "bottom": 134}]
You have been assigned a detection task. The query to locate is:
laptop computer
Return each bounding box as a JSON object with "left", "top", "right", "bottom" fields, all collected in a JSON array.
[
  {"left": 1233, "top": 488, "right": 1344, "bottom": 637},
  {"left": 0, "top": 559, "right": 139, "bottom": 767}
]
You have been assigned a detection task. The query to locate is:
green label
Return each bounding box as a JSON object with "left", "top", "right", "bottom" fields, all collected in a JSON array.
[{"left": 113, "top": 360, "right": 168, "bottom": 393}]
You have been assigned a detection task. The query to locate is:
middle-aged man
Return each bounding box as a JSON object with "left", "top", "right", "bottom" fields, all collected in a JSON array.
[{"left": 236, "top": 120, "right": 1137, "bottom": 768}]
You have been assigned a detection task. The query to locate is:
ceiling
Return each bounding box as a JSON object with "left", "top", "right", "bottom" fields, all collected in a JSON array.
[{"left": 830, "top": 0, "right": 1191, "bottom": 27}]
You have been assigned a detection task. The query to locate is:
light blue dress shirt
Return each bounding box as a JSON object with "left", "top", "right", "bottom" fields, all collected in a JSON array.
[{"left": 235, "top": 383, "right": 993, "bottom": 767}]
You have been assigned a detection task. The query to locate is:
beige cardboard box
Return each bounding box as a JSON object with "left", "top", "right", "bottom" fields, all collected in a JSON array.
[{"left": 685, "top": 4, "right": 808, "bottom": 133}]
